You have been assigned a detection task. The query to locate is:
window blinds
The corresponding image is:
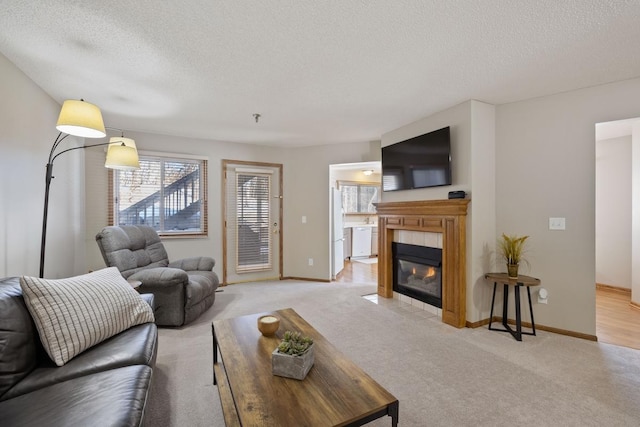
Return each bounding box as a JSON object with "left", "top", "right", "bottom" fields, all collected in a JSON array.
[{"left": 235, "top": 172, "right": 272, "bottom": 272}]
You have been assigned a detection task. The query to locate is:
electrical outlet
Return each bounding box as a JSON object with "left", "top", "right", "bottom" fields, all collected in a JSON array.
[
  {"left": 538, "top": 288, "right": 549, "bottom": 304},
  {"left": 308, "top": 258, "right": 313, "bottom": 266}
]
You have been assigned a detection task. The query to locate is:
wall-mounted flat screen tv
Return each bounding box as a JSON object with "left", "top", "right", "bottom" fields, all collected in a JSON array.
[{"left": 382, "top": 126, "right": 451, "bottom": 192}]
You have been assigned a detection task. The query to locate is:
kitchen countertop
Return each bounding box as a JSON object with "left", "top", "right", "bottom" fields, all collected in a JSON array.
[{"left": 344, "top": 223, "right": 378, "bottom": 228}]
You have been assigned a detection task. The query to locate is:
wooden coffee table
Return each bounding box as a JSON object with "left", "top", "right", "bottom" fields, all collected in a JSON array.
[{"left": 212, "top": 308, "right": 399, "bottom": 426}]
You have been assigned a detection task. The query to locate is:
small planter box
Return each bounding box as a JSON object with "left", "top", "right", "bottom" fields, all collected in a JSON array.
[{"left": 272, "top": 344, "right": 315, "bottom": 380}]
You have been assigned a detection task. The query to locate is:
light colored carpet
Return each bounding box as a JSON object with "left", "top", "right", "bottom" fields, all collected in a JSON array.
[
  {"left": 352, "top": 257, "right": 378, "bottom": 264},
  {"left": 144, "top": 280, "right": 640, "bottom": 426}
]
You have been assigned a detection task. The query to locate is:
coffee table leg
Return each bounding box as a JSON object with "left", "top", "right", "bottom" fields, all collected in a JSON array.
[
  {"left": 389, "top": 401, "right": 399, "bottom": 427},
  {"left": 212, "top": 323, "right": 218, "bottom": 385}
]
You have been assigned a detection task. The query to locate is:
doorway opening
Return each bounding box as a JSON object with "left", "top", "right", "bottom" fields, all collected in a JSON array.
[
  {"left": 329, "top": 161, "right": 381, "bottom": 282},
  {"left": 595, "top": 117, "right": 640, "bottom": 350}
]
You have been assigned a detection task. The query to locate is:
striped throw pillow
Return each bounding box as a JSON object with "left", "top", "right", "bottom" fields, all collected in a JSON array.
[{"left": 20, "top": 267, "right": 155, "bottom": 366}]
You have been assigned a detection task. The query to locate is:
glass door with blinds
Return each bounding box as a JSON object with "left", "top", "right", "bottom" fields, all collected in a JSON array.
[{"left": 223, "top": 161, "right": 282, "bottom": 284}]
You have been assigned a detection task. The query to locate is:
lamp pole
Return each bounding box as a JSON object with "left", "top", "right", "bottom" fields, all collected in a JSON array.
[{"left": 39, "top": 135, "right": 118, "bottom": 278}]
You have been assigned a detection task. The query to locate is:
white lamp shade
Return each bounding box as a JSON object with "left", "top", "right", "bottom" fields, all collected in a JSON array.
[
  {"left": 56, "top": 99, "right": 106, "bottom": 138},
  {"left": 105, "top": 137, "right": 140, "bottom": 170}
]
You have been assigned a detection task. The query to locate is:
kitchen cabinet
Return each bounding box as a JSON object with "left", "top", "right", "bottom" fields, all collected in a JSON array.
[
  {"left": 352, "top": 227, "right": 372, "bottom": 258},
  {"left": 371, "top": 227, "right": 378, "bottom": 256},
  {"left": 343, "top": 228, "right": 351, "bottom": 259}
]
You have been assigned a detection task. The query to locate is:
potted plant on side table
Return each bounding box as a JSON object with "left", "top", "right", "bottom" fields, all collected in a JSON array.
[
  {"left": 498, "top": 233, "right": 530, "bottom": 278},
  {"left": 272, "top": 331, "right": 315, "bottom": 380}
]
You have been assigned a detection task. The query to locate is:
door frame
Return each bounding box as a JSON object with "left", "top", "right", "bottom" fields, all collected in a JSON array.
[{"left": 221, "top": 159, "right": 284, "bottom": 285}]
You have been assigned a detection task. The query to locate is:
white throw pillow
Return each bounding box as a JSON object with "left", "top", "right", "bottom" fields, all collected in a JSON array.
[{"left": 20, "top": 267, "right": 155, "bottom": 366}]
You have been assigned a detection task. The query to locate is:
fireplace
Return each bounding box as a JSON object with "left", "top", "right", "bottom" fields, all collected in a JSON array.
[
  {"left": 392, "top": 242, "right": 442, "bottom": 308},
  {"left": 376, "top": 199, "right": 469, "bottom": 327}
]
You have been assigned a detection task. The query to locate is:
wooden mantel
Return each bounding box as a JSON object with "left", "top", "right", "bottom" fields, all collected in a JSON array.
[{"left": 376, "top": 199, "right": 470, "bottom": 328}]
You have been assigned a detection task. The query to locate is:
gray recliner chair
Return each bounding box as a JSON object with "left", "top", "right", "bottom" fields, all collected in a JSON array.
[{"left": 96, "top": 225, "right": 219, "bottom": 326}]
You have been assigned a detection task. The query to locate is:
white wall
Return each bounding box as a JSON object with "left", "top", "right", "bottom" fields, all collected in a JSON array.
[
  {"left": 282, "top": 141, "right": 381, "bottom": 280},
  {"left": 596, "top": 136, "right": 631, "bottom": 288},
  {"left": 7, "top": 46, "right": 640, "bottom": 335},
  {"left": 84, "top": 130, "right": 285, "bottom": 274},
  {"left": 0, "top": 51, "right": 380, "bottom": 286},
  {"left": 0, "top": 53, "right": 85, "bottom": 278},
  {"left": 85, "top": 130, "right": 380, "bottom": 281},
  {"left": 496, "top": 77, "right": 640, "bottom": 336},
  {"left": 380, "top": 100, "right": 496, "bottom": 323},
  {"left": 469, "top": 101, "right": 496, "bottom": 322},
  {"left": 633, "top": 121, "right": 640, "bottom": 305}
]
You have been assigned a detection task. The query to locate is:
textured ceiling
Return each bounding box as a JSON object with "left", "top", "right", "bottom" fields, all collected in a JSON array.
[{"left": 1, "top": 1, "right": 640, "bottom": 147}]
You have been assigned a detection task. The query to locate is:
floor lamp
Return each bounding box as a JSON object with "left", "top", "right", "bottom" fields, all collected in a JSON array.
[{"left": 39, "top": 99, "right": 140, "bottom": 278}]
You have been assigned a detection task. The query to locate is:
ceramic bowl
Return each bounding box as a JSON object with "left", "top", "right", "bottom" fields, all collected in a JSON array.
[{"left": 257, "top": 315, "right": 280, "bottom": 336}]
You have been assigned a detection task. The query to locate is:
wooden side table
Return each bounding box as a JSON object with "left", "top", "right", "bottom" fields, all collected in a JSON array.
[{"left": 484, "top": 273, "right": 541, "bottom": 341}]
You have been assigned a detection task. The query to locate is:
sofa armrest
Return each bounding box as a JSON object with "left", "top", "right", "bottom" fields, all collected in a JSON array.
[
  {"left": 139, "top": 293, "right": 155, "bottom": 310},
  {"left": 128, "top": 267, "right": 188, "bottom": 286},
  {"left": 169, "top": 257, "right": 215, "bottom": 271}
]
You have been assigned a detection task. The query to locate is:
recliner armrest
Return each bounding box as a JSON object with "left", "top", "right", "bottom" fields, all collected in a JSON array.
[
  {"left": 169, "top": 257, "right": 215, "bottom": 271},
  {"left": 129, "top": 267, "right": 189, "bottom": 286}
]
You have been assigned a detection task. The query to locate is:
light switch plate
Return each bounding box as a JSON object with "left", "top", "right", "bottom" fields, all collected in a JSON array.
[{"left": 549, "top": 217, "right": 566, "bottom": 230}]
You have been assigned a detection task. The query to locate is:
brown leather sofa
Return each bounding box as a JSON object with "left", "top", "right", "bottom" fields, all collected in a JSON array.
[{"left": 0, "top": 277, "right": 158, "bottom": 426}]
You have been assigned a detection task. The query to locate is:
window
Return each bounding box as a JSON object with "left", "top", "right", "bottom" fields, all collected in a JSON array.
[
  {"left": 338, "top": 181, "right": 379, "bottom": 213},
  {"left": 110, "top": 154, "right": 207, "bottom": 236},
  {"left": 235, "top": 171, "right": 271, "bottom": 272}
]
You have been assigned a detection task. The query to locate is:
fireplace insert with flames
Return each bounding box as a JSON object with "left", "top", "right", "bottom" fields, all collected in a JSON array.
[{"left": 392, "top": 242, "right": 442, "bottom": 308}]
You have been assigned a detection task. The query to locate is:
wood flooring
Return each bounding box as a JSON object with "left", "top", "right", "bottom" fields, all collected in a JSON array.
[
  {"left": 335, "top": 259, "right": 377, "bottom": 285},
  {"left": 337, "top": 260, "right": 640, "bottom": 350},
  {"left": 596, "top": 287, "right": 640, "bottom": 350}
]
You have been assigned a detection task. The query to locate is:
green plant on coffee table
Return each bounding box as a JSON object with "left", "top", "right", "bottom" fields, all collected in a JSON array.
[{"left": 277, "top": 331, "right": 314, "bottom": 356}]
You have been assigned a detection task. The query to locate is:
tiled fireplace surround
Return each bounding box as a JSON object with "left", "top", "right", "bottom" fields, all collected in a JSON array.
[{"left": 376, "top": 199, "right": 470, "bottom": 328}]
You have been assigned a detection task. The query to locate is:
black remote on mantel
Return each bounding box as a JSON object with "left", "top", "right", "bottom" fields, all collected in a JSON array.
[{"left": 448, "top": 191, "right": 466, "bottom": 199}]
